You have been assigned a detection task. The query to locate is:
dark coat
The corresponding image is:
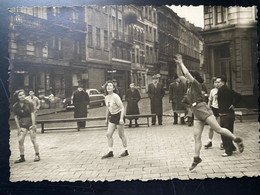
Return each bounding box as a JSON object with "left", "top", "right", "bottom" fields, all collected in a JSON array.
[
  {"left": 217, "top": 85, "right": 241, "bottom": 114},
  {"left": 125, "top": 88, "right": 141, "bottom": 115},
  {"left": 73, "top": 90, "right": 90, "bottom": 118},
  {"left": 169, "top": 81, "right": 186, "bottom": 110},
  {"left": 148, "top": 83, "right": 165, "bottom": 115}
]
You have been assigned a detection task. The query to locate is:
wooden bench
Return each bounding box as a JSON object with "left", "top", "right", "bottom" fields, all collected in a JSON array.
[
  {"left": 125, "top": 114, "right": 156, "bottom": 127},
  {"left": 37, "top": 117, "right": 106, "bottom": 133},
  {"left": 163, "top": 110, "right": 186, "bottom": 118},
  {"left": 37, "top": 114, "right": 155, "bottom": 133},
  {"left": 234, "top": 108, "right": 258, "bottom": 122}
]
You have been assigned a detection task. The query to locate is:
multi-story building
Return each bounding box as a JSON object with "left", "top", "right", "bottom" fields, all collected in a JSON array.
[
  {"left": 142, "top": 6, "right": 159, "bottom": 88},
  {"left": 123, "top": 5, "right": 147, "bottom": 94},
  {"left": 157, "top": 6, "right": 202, "bottom": 89},
  {"left": 9, "top": 5, "right": 205, "bottom": 102},
  {"left": 201, "top": 6, "right": 258, "bottom": 108},
  {"left": 9, "top": 7, "right": 88, "bottom": 101}
]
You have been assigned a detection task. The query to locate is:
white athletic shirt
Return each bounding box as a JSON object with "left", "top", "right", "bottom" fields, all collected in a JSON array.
[
  {"left": 208, "top": 88, "right": 218, "bottom": 109},
  {"left": 105, "top": 93, "right": 123, "bottom": 115}
]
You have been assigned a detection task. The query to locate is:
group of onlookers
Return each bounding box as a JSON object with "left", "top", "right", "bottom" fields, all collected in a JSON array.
[{"left": 12, "top": 54, "right": 245, "bottom": 172}]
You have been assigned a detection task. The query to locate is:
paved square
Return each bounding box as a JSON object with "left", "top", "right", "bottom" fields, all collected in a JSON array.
[{"left": 9, "top": 120, "right": 260, "bottom": 182}]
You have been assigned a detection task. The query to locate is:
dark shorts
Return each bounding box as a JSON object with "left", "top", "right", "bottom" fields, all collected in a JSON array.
[
  {"left": 109, "top": 112, "right": 121, "bottom": 125},
  {"left": 193, "top": 102, "right": 213, "bottom": 122},
  {"left": 19, "top": 117, "right": 32, "bottom": 129},
  {"left": 211, "top": 106, "right": 219, "bottom": 118}
]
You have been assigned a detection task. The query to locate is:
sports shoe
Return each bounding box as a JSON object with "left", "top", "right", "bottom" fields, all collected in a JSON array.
[
  {"left": 189, "top": 157, "right": 202, "bottom": 171},
  {"left": 119, "top": 150, "right": 129, "bottom": 158},
  {"left": 204, "top": 141, "right": 212, "bottom": 149},
  {"left": 221, "top": 152, "right": 232, "bottom": 157},
  {"left": 14, "top": 157, "right": 25, "bottom": 164},
  {"left": 101, "top": 151, "right": 114, "bottom": 159},
  {"left": 34, "top": 155, "right": 40, "bottom": 162},
  {"left": 234, "top": 137, "right": 244, "bottom": 153},
  {"left": 220, "top": 143, "right": 224, "bottom": 150}
]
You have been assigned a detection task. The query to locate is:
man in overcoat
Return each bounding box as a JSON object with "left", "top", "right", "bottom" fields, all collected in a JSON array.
[
  {"left": 169, "top": 76, "right": 186, "bottom": 124},
  {"left": 125, "top": 83, "right": 141, "bottom": 127},
  {"left": 72, "top": 83, "right": 90, "bottom": 129},
  {"left": 148, "top": 75, "right": 165, "bottom": 125}
]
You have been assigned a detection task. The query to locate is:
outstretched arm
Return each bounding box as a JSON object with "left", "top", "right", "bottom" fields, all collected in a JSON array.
[{"left": 175, "top": 54, "right": 195, "bottom": 83}]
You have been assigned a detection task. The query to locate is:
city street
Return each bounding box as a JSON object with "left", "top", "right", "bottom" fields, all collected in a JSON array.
[{"left": 9, "top": 95, "right": 260, "bottom": 181}]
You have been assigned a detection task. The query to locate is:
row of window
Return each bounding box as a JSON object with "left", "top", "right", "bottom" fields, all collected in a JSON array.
[{"left": 143, "top": 6, "right": 157, "bottom": 23}]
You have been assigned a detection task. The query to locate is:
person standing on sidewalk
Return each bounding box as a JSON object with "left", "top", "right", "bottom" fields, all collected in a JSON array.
[
  {"left": 204, "top": 78, "right": 223, "bottom": 149},
  {"left": 13, "top": 89, "right": 40, "bottom": 163},
  {"left": 125, "top": 83, "right": 141, "bottom": 127},
  {"left": 26, "top": 90, "right": 40, "bottom": 118},
  {"left": 72, "top": 83, "right": 90, "bottom": 130},
  {"left": 174, "top": 54, "right": 244, "bottom": 171},
  {"left": 102, "top": 81, "right": 128, "bottom": 159},
  {"left": 169, "top": 75, "right": 186, "bottom": 125},
  {"left": 148, "top": 74, "right": 165, "bottom": 125},
  {"left": 216, "top": 76, "right": 242, "bottom": 157}
]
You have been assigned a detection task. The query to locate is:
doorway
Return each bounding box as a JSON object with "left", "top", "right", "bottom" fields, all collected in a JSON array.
[{"left": 219, "top": 59, "right": 232, "bottom": 89}]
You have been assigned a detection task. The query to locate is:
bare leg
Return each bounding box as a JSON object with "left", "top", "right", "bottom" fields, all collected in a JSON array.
[
  {"left": 193, "top": 120, "right": 205, "bottom": 157},
  {"left": 117, "top": 124, "right": 127, "bottom": 148},
  {"left": 206, "top": 115, "right": 236, "bottom": 140},
  {"left": 106, "top": 122, "right": 116, "bottom": 148},
  {"left": 18, "top": 128, "right": 27, "bottom": 155},
  {"left": 29, "top": 128, "right": 39, "bottom": 154}
]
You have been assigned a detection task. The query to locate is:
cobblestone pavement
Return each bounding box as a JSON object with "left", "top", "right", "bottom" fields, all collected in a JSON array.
[{"left": 9, "top": 117, "right": 260, "bottom": 182}]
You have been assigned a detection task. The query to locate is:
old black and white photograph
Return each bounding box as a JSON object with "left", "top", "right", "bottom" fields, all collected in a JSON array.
[{"left": 8, "top": 4, "right": 259, "bottom": 182}]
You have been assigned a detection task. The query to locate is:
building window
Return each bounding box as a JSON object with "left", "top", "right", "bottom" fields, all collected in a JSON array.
[
  {"left": 215, "top": 6, "right": 226, "bottom": 24},
  {"left": 136, "top": 48, "right": 139, "bottom": 63},
  {"left": 104, "top": 30, "right": 108, "bottom": 49},
  {"left": 26, "top": 42, "right": 35, "bottom": 56},
  {"left": 153, "top": 12, "right": 156, "bottom": 22},
  {"left": 154, "top": 29, "right": 156, "bottom": 41},
  {"left": 42, "top": 42, "right": 48, "bottom": 57},
  {"left": 112, "top": 16, "right": 116, "bottom": 30},
  {"left": 96, "top": 28, "right": 100, "bottom": 48},
  {"left": 72, "top": 11, "right": 79, "bottom": 23},
  {"left": 58, "top": 38, "right": 62, "bottom": 51},
  {"left": 131, "top": 49, "right": 135, "bottom": 63},
  {"left": 88, "top": 25, "right": 93, "bottom": 47},
  {"left": 118, "top": 19, "right": 122, "bottom": 30}
]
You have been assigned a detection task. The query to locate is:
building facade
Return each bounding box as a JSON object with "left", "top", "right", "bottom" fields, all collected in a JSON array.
[
  {"left": 9, "top": 5, "right": 204, "bottom": 103},
  {"left": 201, "top": 6, "right": 258, "bottom": 108},
  {"left": 157, "top": 6, "right": 202, "bottom": 89}
]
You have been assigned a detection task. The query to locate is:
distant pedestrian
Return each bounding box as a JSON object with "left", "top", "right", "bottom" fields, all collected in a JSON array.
[
  {"left": 217, "top": 75, "right": 242, "bottom": 157},
  {"left": 125, "top": 83, "right": 141, "bottom": 127},
  {"left": 26, "top": 90, "right": 40, "bottom": 117},
  {"left": 102, "top": 81, "right": 128, "bottom": 159},
  {"left": 175, "top": 54, "right": 244, "bottom": 171},
  {"left": 13, "top": 89, "right": 40, "bottom": 163},
  {"left": 204, "top": 78, "right": 223, "bottom": 149},
  {"left": 112, "top": 79, "right": 123, "bottom": 100},
  {"left": 148, "top": 74, "right": 165, "bottom": 125},
  {"left": 169, "top": 75, "right": 186, "bottom": 124},
  {"left": 72, "top": 83, "right": 90, "bottom": 130}
]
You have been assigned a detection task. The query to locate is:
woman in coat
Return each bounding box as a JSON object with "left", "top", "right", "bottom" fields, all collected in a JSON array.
[{"left": 125, "top": 83, "right": 141, "bottom": 127}]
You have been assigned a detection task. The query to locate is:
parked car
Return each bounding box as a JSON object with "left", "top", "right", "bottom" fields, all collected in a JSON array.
[{"left": 63, "top": 89, "right": 105, "bottom": 111}]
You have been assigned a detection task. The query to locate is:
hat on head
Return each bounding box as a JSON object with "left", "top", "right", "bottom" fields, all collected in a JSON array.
[
  {"left": 78, "top": 82, "right": 83, "bottom": 88},
  {"left": 152, "top": 75, "right": 158, "bottom": 80},
  {"left": 130, "top": 82, "right": 135, "bottom": 87}
]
